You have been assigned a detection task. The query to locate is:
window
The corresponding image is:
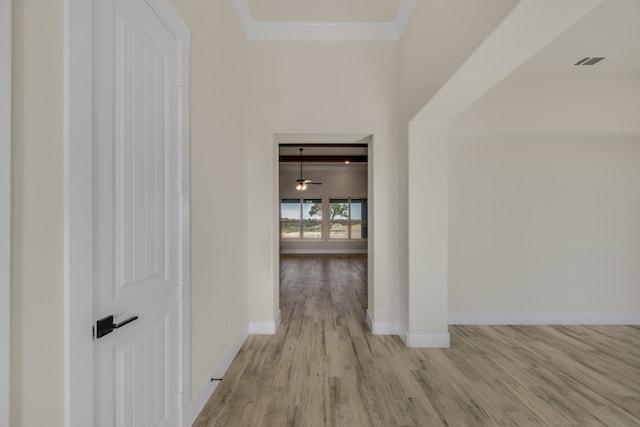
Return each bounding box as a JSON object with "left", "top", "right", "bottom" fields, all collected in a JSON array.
[
  {"left": 351, "top": 198, "right": 367, "bottom": 239},
  {"left": 280, "top": 198, "right": 322, "bottom": 239},
  {"left": 328, "top": 199, "right": 349, "bottom": 238},
  {"left": 303, "top": 199, "right": 322, "bottom": 238},
  {"left": 280, "top": 199, "right": 301, "bottom": 239},
  {"left": 280, "top": 198, "right": 367, "bottom": 240},
  {"left": 329, "top": 198, "right": 367, "bottom": 239}
]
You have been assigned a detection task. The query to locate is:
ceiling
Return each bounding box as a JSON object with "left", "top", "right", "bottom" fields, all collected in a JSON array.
[
  {"left": 261, "top": 1, "right": 639, "bottom": 169},
  {"left": 511, "top": 0, "right": 640, "bottom": 79},
  {"left": 232, "top": 0, "right": 414, "bottom": 41},
  {"left": 279, "top": 145, "right": 367, "bottom": 157},
  {"left": 236, "top": 0, "right": 639, "bottom": 77},
  {"left": 279, "top": 145, "right": 368, "bottom": 165}
]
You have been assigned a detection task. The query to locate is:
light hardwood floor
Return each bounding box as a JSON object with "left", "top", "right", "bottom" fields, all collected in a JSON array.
[{"left": 193, "top": 255, "right": 640, "bottom": 426}]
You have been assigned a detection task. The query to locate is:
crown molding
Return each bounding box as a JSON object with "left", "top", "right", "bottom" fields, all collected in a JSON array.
[
  {"left": 232, "top": 0, "right": 415, "bottom": 42},
  {"left": 394, "top": 0, "right": 416, "bottom": 35},
  {"left": 449, "top": 131, "right": 640, "bottom": 140},
  {"left": 232, "top": 0, "right": 254, "bottom": 38}
]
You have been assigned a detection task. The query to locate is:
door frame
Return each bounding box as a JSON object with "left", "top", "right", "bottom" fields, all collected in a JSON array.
[
  {"left": 273, "top": 134, "right": 374, "bottom": 327},
  {"left": 0, "top": 0, "right": 11, "bottom": 424},
  {"left": 63, "top": 1, "right": 191, "bottom": 425}
]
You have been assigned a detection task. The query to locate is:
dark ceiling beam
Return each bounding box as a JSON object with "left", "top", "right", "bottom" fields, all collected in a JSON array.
[
  {"left": 279, "top": 155, "right": 368, "bottom": 163},
  {"left": 278, "top": 143, "right": 368, "bottom": 148}
]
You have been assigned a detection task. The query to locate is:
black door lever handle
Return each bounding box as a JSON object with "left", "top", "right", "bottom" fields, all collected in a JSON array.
[
  {"left": 95, "top": 314, "right": 139, "bottom": 339},
  {"left": 114, "top": 316, "right": 139, "bottom": 329}
]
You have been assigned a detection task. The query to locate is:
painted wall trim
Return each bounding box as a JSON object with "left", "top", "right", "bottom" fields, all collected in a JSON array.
[
  {"left": 449, "top": 313, "right": 640, "bottom": 325},
  {"left": 367, "top": 310, "right": 401, "bottom": 335},
  {"left": 402, "top": 333, "right": 451, "bottom": 348},
  {"left": 371, "top": 323, "right": 401, "bottom": 335},
  {"left": 449, "top": 131, "right": 640, "bottom": 140},
  {"left": 281, "top": 249, "right": 367, "bottom": 255},
  {"left": 0, "top": 0, "right": 12, "bottom": 423},
  {"left": 231, "top": 0, "right": 414, "bottom": 41},
  {"left": 251, "top": 21, "right": 399, "bottom": 42},
  {"left": 249, "top": 309, "right": 281, "bottom": 334},
  {"left": 186, "top": 329, "right": 248, "bottom": 426},
  {"left": 398, "top": 323, "right": 407, "bottom": 346},
  {"left": 64, "top": 0, "right": 95, "bottom": 425},
  {"left": 170, "top": 4, "right": 192, "bottom": 425},
  {"left": 394, "top": 0, "right": 416, "bottom": 35}
]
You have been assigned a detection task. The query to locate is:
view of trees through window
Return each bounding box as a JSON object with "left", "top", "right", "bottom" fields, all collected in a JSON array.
[
  {"left": 303, "top": 199, "right": 322, "bottom": 238},
  {"left": 280, "top": 198, "right": 367, "bottom": 240},
  {"left": 281, "top": 199, "right": 322, "bottom": 239},
  {"left": 328, "top": 198, "right": 366, "bottom": 239}
]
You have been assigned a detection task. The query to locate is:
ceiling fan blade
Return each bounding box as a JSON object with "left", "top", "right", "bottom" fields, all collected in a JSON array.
[{"left": 300, "top": 178, "right": 322, "bottom": 185}]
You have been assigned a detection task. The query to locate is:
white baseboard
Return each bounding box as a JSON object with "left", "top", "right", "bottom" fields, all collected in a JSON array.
[
  {"left": 366, "top": 310, "right": 401, "bottom": 334},
  {"left": 398, "top": 323, "right": 407, "bottom": 345},
  {"left": 248, "top": 309, "right": 281, "bottom": 334},
  {"left": 449, "top": 312, "right": 640, "bottom": 325},
  {"left": 402, "top": 332, "right": 450, "bottom": 348},
  {"left": 186, "top": 328, "right": 248, "bottom": 426},
  {"left": 366, "top": 309, "right": 373, "bottom": 331},
  {"left": 281, "top": 249, "right": 367, "bottom": 254},
  {"left": 274, "top": 309, "right": 281, "bottom": 331}
]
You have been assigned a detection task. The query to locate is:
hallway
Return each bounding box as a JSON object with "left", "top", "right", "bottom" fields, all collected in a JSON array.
[{"left": 193, "top": 255, "right": 640, "bottom": 426}]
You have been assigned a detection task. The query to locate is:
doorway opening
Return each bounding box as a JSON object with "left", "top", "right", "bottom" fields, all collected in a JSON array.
[{"left": 277, "top": 141, "right": 369, "bottom": 327}]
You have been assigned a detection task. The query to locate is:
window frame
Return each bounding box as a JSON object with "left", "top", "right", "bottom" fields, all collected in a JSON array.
[
  {"left": 280, "top": 198, "right": 323, "bottom": 240},
  {"left": 328, "top": 197, "right": 367, "bottom": 240},
  {"left": 280, "top": 197, "right": 367, "bottom": 241}
]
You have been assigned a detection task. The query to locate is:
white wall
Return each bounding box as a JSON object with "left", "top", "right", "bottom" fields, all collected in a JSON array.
[
  {"left": 452, "top": 76, "right": 640, "bottom": 134},
  {"left": 448, "top": 134, "right": 640, "bottom": 322},
  {"left": 279, "top": 164, "right": 368, "bottom": 253},
  {"left": 12, "top": 0, "right": 249, "bottom": 424},
  {"left": 402, "top": 0, "right": 617, "bottom": 340},
  {"left": 398, "top": 0, "right": 518, "bottom": 332},
  {"left": 449, "top": 72, "right": 640, "bottom": 323},
  {"left": 246, "top": 42, "right": 401, "bottom": 329},
  {"left": 11, "top": 0, "right": 65, "bottom": 425},
  {"left": 400, "top": 0, "right": 517, "bottom": 121},
  {"left": 13, "top": 1, "right": 637, "bottom": 423},
  {"left": 172, "top": 0, "right": 250, "bottom": 403},
  {"left": 406, "top": 121, "right": 449, "bottom": 346}
]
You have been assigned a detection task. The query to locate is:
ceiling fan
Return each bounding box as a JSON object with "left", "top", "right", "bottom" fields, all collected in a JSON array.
[{"left": 296, "top": 148, "right": 322, "bottom": 191}]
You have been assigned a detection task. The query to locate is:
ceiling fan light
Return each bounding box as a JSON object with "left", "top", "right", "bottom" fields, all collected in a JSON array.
[{"left": 296, "top": 183, "right": 303, "bottom": 191}]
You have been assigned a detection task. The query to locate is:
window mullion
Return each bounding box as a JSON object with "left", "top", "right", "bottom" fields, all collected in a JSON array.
[
  {"left": 299, "top": 198, "right": 303, "bottom": 239},
  {"left": 348, "top": 198, "right": 352, "bottom": 239},
  {"left": 323, "top": 197, "right": 328, "bottom": 242}
]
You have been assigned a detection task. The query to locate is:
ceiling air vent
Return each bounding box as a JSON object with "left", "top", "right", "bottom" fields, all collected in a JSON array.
[{"left": 574, "top": 57, "right": 605, "bottom": 66}]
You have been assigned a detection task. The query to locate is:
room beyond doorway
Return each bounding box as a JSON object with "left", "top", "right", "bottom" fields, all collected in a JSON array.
[
  {"left": 278, "top": 143, "right": 369, "bottom": 256},
  {"left": 272, "top": 134, "right": 373, "bottom": 341}
]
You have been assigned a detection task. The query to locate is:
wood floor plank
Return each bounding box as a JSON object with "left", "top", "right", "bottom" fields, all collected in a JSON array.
[{"left": 193, "top": 255, "right": 640, "bottom": 427}]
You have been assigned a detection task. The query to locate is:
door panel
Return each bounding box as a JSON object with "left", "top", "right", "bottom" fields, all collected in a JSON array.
[
  {"left": 115, "top": 13, "right": 168, "bottom": 293},
  {"left": 115, "top": 316, "right": 168, "bottom": 426},
  {"left": 94, "top": 0, "right": 181, "bottom": 425}
]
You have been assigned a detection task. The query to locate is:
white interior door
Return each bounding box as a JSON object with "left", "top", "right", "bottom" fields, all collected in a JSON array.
[
  {"left": 0, "top": 0, "right": 11, "bottom": 424},
  {"left": 93, "top": 0, "right": 182, "bottom": 425}
]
